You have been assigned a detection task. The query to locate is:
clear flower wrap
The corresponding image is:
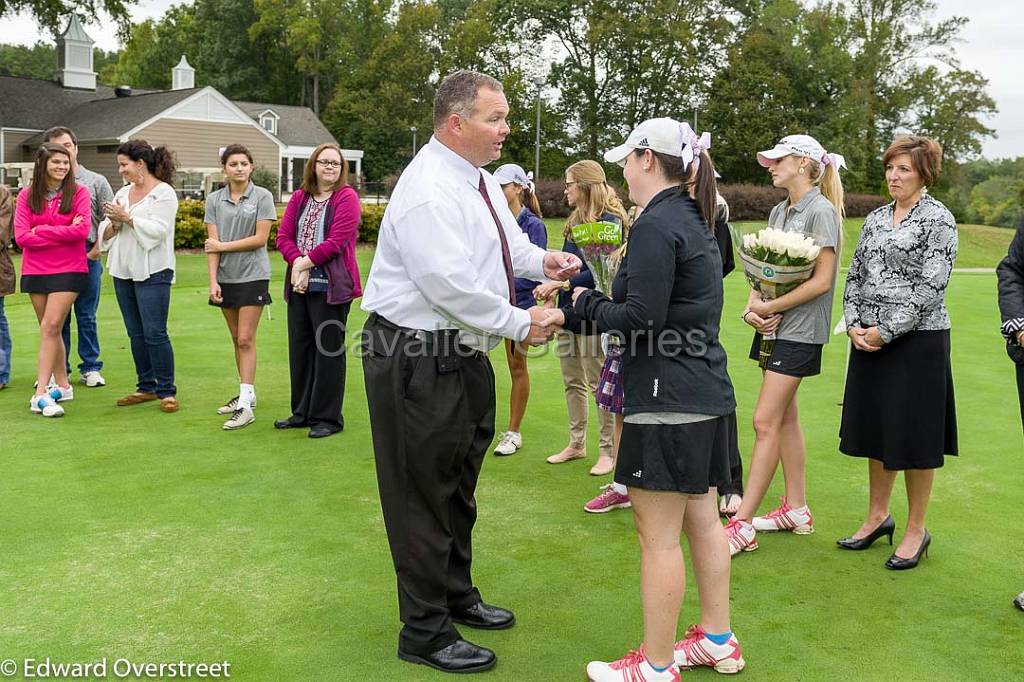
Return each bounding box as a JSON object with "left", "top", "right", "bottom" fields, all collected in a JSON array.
[
  {"left": 570, "top": 219, "right": 624, "bottom": 296},
  {"left": 730, "top": 225, "right": 822, "bottom": 367}
]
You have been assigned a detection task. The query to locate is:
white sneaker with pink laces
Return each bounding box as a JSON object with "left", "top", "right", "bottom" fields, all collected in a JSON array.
[
  {"left": 752, "top": 496, "right": 814, "bottom": 534},
  {"left": 724, "top": 517, "right": 757, "bottom": 556},
  {"left": 674, "top": 625, "right": 746, "bottom": 674},
  {"left": 586, "top": 648, "right": 680, "bottom": 682}
]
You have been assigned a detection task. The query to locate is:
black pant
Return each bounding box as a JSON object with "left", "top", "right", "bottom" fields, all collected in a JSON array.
[
  {"left": 286, "top": 292, "right": 350, "bottom": 429},
  {"left": 362, "top": 314, "right": 494, "bottom": 655}
]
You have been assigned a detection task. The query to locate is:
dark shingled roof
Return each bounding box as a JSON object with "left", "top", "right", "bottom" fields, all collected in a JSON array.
[
  {"left": 234, "top": 101, "right": 337, "bottom": 147},
  {"left": 1, "top": 75, "right": 332, "bottom": 149}
]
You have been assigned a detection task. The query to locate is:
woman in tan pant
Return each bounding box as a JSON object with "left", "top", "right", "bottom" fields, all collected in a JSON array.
[{"left": 535, "top": 160, "right": 628, "bottom": 473}]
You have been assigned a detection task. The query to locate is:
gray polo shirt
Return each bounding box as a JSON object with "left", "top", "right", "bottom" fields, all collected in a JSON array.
[
  {"left": 204, "top": 182, "right": 277, "bottom": 284},
  {"left": 768, "top": 187, "right": 842, "bottom": 345},
  {"left": 75, "top": 164, "right": 114, "bottom": 245}
]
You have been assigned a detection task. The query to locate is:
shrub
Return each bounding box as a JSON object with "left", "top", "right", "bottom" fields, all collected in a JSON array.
[
  {"left": 359, "top": 203, "right": 387, "bottom": 244},
  {"left": 252, "top": 166, "right": 281, "bottom": 202},
  {"left": 177, "top": 198, "right": 206, "bottom": 221},
  {"left": 719, "top": 184, "right": 885, "bottom": 220},
  {"left": 535, "top": 179, "right": 570, "bottom": 218},
  {"left": 175, "top": 215, "right": 207, "bottom": 249}
]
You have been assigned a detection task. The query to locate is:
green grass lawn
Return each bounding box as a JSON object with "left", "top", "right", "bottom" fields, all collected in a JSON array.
[{"left": 1, "top": 222, "right": 1022, "bottom": 681}]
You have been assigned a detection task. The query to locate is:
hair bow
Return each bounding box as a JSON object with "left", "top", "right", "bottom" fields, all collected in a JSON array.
[
  {"left": 679, "top": 122, "right": 712, "bottom": 173},
  {"left": 820, "top": 152, "right": 847, "bottom": 173},
  {"left": 525, "top": 170, "right": 535, "bottom": 193}
]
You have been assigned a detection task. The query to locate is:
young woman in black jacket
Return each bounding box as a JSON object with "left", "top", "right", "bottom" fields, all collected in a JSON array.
[
  {"left": 548, "top": 118, "right": 744, "bottom": 681},
  {"left": 996, "top": 215, "right": 1024, "bottom": 611}
]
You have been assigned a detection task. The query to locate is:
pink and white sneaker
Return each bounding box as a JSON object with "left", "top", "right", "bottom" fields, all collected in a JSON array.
[
  {"left": 586, "top": 648, "right": 680, "bottom": 682},
  {"left": 724, "top": 517, "right": 757, "bottom": 556},
  {"left": 584, "top": 485, "right": 631, "bottom": 514},
  {"left": 752, "top": 496, "right": 814, "bottom": 534},
  {"left": 674, "top": 625, "right": 746, "bottom": 674}
]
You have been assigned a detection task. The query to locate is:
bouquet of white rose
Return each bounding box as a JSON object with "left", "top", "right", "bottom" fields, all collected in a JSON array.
[
  {"left": 732, "top": 226, "right": 822, "bottom": 367},
  {"left": 570, "top": 219, "right": 623, "bottom": 295}
]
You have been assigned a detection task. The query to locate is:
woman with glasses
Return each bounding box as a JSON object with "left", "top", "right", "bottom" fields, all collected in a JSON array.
[
  {"left": 275, "top": 144, "right": 362, "bottom": 438},
  {"left": 534, "top": 160, "right": 627, "bottom": 473}
]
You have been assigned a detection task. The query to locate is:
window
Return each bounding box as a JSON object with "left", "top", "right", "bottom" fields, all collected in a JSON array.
[{"left": 261, "top": 116, "right": 276, "bottom": 134}]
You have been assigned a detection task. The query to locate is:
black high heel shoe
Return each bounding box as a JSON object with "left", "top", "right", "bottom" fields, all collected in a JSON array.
[
  {"left": 885, "top": 530, "right": 931, "bottom": 570},
  {"left": 836, "top": 515, "right": 895, "bottom": 550}
]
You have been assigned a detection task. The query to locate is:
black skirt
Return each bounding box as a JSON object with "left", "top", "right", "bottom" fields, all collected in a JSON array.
[
  {"left": 840, "top": 329, "right": 957, "bottom": 470},
  {"left": 21, "top": 272, "right": 88, "bottom": 294},
  {"left": 615, "top": 415, "right": 734, "bottom": 494},
  {"left": 209, "top": 280, "right": 272, "bottom": 308}
]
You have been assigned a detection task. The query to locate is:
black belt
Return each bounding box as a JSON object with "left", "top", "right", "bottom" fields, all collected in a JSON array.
[{"left": 368, "top": 313, "right": 486, "bottom": 360}]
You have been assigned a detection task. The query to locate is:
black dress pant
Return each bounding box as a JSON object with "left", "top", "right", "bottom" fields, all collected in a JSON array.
[
  {"left": 362, "top": 314, "right": 495, "bottom": 655},
  {"left": 286, "top": 292, "right": 350, "bottom": 429}
]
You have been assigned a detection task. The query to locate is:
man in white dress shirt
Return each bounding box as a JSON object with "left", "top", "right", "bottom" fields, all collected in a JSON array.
[{"left": 361, "top": 70, "right": 580, "bottom": 674}]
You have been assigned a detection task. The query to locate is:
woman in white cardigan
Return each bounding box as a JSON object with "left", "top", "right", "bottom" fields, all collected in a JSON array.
[{"left": 99, "top": 140, "right": 180, "bottom": 412}]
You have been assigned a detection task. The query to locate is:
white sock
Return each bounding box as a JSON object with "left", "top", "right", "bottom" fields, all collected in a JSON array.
[
  {"left": 612, "top": 482, "right": 627, "bottom": 495},
  {"left": 238, "top": 383, "right": 255, "bottom": 409}
]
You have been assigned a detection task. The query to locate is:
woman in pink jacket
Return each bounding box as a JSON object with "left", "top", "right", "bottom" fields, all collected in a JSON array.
[
  {"left": 14, "top": 143, "right": 90, "bottom": 417},
  {"left": 274, "top": 143, "right": 362, "bottom": 438}
]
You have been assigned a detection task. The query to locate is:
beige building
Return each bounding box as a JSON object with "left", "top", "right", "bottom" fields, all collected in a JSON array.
[{"left": 0, "top": 15, "right": 363, "bottom": 198}]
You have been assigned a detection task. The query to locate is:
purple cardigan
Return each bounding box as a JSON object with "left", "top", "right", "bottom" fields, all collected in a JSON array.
[{"left": 276, "top": 186, "right": 362, "bottom": 305}]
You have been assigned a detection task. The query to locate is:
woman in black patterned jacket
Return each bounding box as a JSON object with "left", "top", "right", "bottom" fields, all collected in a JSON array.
[
  {"left": 996, "top": 213, "right": 1024, "bottom": 611},
  {"left": 837, "top": 135, "right": 958, "bottom": 571}
]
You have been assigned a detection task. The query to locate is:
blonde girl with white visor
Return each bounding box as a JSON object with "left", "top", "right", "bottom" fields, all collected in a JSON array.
[{"left": 724, "top": 134, "right": 846, "bottom": 555}]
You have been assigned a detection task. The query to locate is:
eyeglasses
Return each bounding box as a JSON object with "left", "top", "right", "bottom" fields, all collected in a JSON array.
[
  {"left": 564, "top": 181, "right": 578, "bottom": 188},
  {"left": 316, "top": 160, "right": 343, "bottom": 168}
]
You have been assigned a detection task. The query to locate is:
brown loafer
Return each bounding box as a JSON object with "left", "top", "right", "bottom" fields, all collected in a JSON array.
[
  {"left": 159, "top": 396, "right": 179, "bottom": 413},
  {"left": 117, "top": 391, "right": 158, "bottom": 406}
]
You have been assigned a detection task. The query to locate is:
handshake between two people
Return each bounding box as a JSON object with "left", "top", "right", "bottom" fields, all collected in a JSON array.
[{"left": 520, "top": 251, "right": 585, "bottom": 346}]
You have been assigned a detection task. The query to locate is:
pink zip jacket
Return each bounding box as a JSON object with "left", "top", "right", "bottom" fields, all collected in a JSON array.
[{"left": 14, "top": 185, "right": 91, "bottom": 276}]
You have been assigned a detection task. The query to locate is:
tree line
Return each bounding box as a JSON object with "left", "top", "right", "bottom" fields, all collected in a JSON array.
[{"left": 4, "top": 0, "right": 1018, "bottom": 225}]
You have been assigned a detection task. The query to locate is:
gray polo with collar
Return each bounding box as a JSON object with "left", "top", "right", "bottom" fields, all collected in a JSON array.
[
  {"left": 75, "top": 164, "right": 114, "bottom": 245},
  {"left": 203, "top": 182, "right": 277, "bottom": 283},
  {"left": 767, "top": 186, "right": 842, "bottom": 344}
]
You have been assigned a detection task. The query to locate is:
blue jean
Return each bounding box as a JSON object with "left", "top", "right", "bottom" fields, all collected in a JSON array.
[
  {"left": 62, "top": 256, "right": 104, "bottom": 374},
  {"left": 0, "top": 296, "right": 11, "bottom": 385},
  {"left": 113, "top": 269, "right": 176, "bottom": 397}
]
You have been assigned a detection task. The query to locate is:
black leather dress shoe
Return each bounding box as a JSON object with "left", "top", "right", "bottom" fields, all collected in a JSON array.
[
  {"left": 885, "top": 530, "right": 931, "bottom": 570},
  {"left": 398, "top": 639, "right": 496, "bottom": 673},
  {"left": 274, "top": 416, "right": 308, "bottom": 429},
  {"left": 308, "top": 424, "right": 342, "bottom": 439},
  {"left": 451, "top": 602, "right": 516, "bottom": 630}
]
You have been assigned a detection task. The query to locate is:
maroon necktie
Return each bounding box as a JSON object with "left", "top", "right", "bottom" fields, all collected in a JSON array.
[{"left": 477, "top": 173, "right": 516, "bottom": 305}]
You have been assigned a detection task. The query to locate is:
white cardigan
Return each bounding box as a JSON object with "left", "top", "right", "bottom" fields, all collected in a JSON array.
[{"left": 99, "top": 182, "right": 178, "bottom": 282}]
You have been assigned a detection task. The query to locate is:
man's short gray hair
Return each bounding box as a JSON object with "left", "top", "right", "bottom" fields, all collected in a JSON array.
[{"left": 433, "top": 70, "right": 504, "bottom": 130}]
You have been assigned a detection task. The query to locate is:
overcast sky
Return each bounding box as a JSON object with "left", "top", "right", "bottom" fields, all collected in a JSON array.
[{"left": 5, "top": 0, "right": 1022, "bottom": 159}]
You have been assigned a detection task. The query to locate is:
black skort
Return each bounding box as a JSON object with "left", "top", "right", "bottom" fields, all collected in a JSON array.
[
  {"left": 749, "top": 333, "right": 823, "bottom": 378},
  {"left": 615, "top": 415, "right": 735, "bottom": 494},
  {"left": 21, "top": 272, "right": 88, "bottom": 294},
  {"left": 209, "top": 280, "right": 272, "bottom": 308}
]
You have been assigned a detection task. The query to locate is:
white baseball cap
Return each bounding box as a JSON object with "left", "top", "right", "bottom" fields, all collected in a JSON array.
[
  {"left": 493, "top": 163, "right": 533, "bottom": 188},
  {"left": 603, "top": 118, "right": 711, "bottom": 169},
  {"left": 757, "top": 134, "right": 847, "bottom": 172}
]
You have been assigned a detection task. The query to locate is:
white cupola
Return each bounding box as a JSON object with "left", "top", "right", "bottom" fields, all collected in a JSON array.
[
  {"left": 56, "top": 14, "right": 97, "bottom": 90},
  {"left": 172, "top": 55, "right": 195, "bottom": 90}
]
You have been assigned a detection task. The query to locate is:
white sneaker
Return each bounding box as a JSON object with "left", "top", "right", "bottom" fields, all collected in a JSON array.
[
  {"left": 33, "top": 374, "right": 56, "bottom": 390},
  {"left": 752, "top": 496, "right": 814, "bottom": 534},
  {"left": 30, "top": 394, "right": 65, "bottom": 417},
  {"left": 217, "top": 395, "right": 257, "bottom": 415},
  {"left": 223, "top": 407, "right": 255, "bottom": 430},
  {"left": 724, "top": 517, "right": 758, "bottom": 556},
  {"left": 493, "top": 431, "right": 522, "bottom": 456},
  {"left": 674, "top": 625, "right": 746, "bottom": 674},
  {"left": 80, "top": 371, "right": 106, "bottom": 387},
  {"left": 587, "top": 649, "right": 680, "bottom": 681},
  {"left": 49, "top": 385, "right": 74, "bottom": 402}
]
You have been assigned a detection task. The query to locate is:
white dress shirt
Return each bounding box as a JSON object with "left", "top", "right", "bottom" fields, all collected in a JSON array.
[
  {"left": 99, "top": 182, "right": 178, "bottom": 282},
  {"left": 362, "top": 136, "right": 547, "bottom": 351}
]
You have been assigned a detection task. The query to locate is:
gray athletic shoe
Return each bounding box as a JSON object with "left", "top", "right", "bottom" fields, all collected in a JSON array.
[
  {"left": 223, "top": 407, "right": 255, "bottom": 430},
  {"left": 217, "top": 395, "right": 256, "bottom": 415}
]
